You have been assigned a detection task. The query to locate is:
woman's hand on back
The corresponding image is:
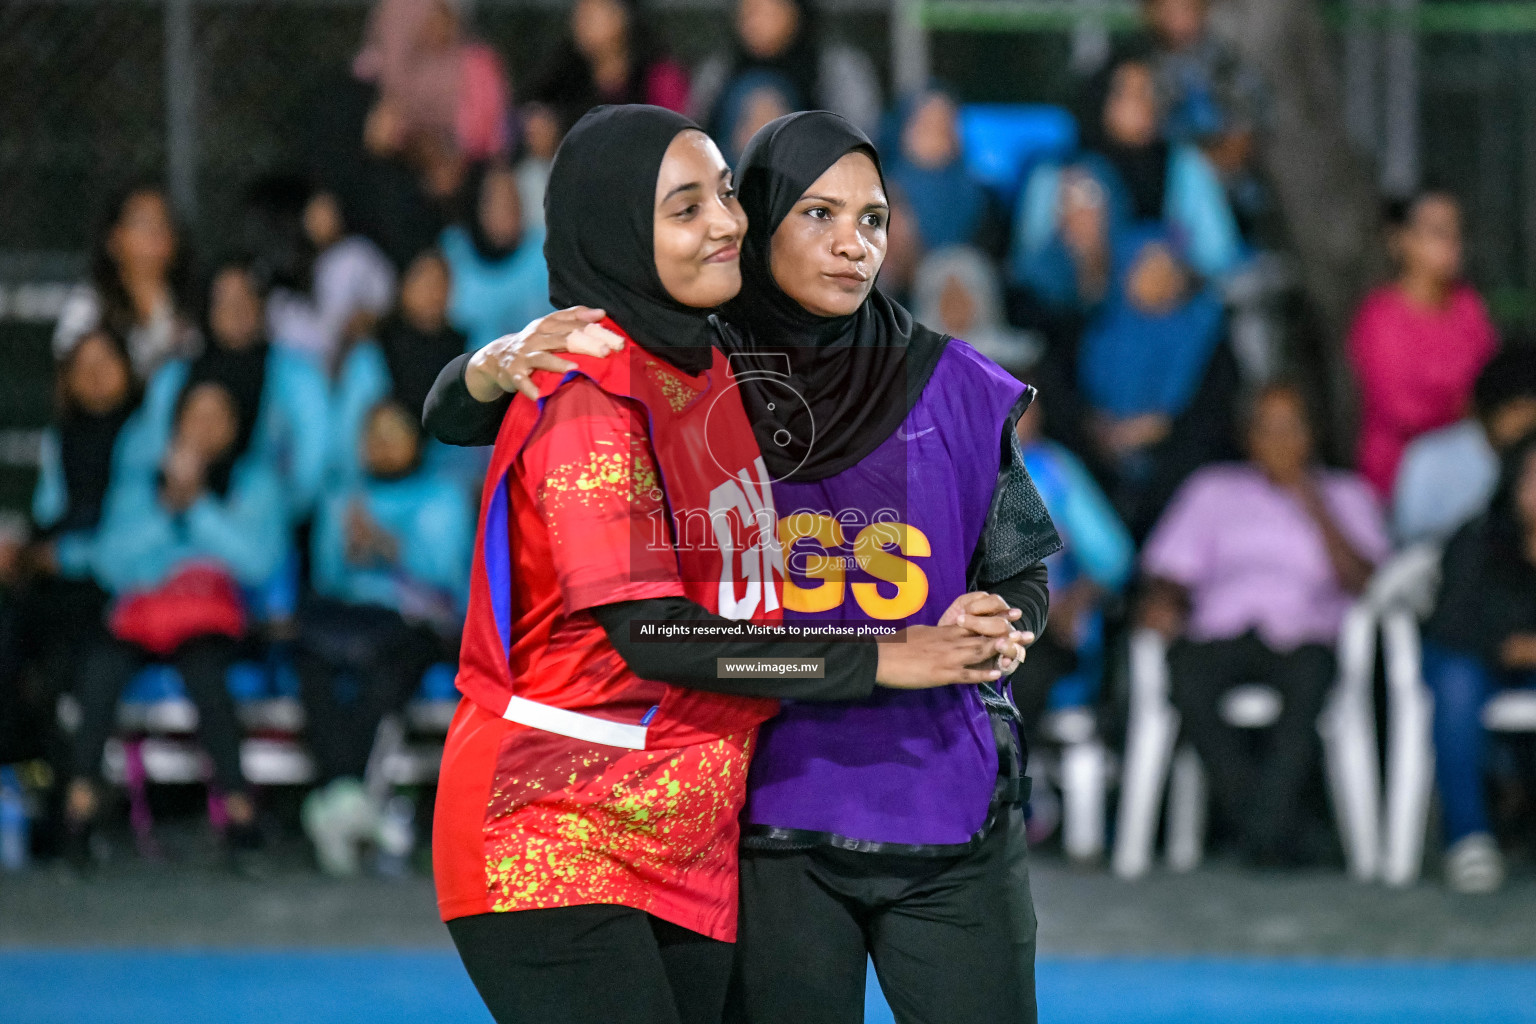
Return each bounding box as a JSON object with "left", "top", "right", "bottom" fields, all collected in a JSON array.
[{"left": 464, "top": 306, "right": 626, "bottom": 402}]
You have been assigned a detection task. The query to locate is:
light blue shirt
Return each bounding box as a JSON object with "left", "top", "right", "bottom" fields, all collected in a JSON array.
[
  {"left": 328, "top": 342, "right": 486, "bottom": 489},
  {"left": 1024, "top": 437, "right": 1134, "bottom": 709},
  {"left": 1023, "top": 438, "right": 1135, "bottom": 594},
  {"left": 1392, "top": 419, "right": 1498, "bottom": 546},
  {"left": 91, "top": 454, "right": 289, "bottom": 595},
  {"left": 1012, "top": 144, "right": 1244, "bottom": 288},
  {"left": 311, "top": 471, "right": 473, "bottom": 615},
  {"left": 440, "top": 225, "right": 553, "bottom": 354},
  {"left": 122, "top": 346, "right": 330, "bottom": 519}
]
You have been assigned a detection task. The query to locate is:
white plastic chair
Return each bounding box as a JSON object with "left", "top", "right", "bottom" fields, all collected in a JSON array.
[
  {"left": 1112, "top": 615, "right": 1383, "bottom": 880},
  {"left": 1378, "top": 545, "right": 1536, "bottom": 885},
  {"left": 1362, "top": 546, "right": 1442, "bottom": 887},
  {"left": 1037, "top": 707, "right": 1111, "bottom": 863}
]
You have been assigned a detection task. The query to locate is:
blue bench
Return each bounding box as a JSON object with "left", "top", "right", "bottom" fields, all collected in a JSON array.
[{"left": 958, "top": 102, "right": 1077, "bottom": 206}]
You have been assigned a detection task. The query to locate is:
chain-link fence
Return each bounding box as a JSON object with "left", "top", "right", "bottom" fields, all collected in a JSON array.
[
  {"left": 0, "top": 0, "right": 892, "bottom": 255},
  {"left": 1420, "top": 30, "right": 1536, "bottom": 317},
  {"left": 0, "top": 0, "right": 888, "bottom": 513},
  {"left": 3, "top": 0, "right": 1536, "bottom": 513},
  {"left": 5, "top": 0, "right": 1534, "bottom": 286}
]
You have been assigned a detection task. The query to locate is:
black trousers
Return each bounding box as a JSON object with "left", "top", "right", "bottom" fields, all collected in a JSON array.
[
  {"left": 447, "top": 905, "right": 733, "bottom": 1024},
  {"left": 2, "top": 577, "right": 109, "bottom": 766},
  {"left": 294, "top": 600, "right": 446, "bottom": 784},
  {"left": 1168, "top": 631, "right": 1333, "bottom": 854},
  {"left": 73, "top": 634, "right": 246, "bottom": 793},
  {"left": 727, "top": 805, "right": 1037, "bottom": 1024}
]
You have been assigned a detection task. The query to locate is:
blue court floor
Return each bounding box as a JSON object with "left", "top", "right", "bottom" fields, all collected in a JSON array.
[{"left": 4, "top": 951, "right": 1535, "bottom": 1024}]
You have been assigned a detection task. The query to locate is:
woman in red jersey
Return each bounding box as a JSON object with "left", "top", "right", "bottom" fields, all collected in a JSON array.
[{"left": 433, "top": 104, "right": 1015, "bottom": 1024}]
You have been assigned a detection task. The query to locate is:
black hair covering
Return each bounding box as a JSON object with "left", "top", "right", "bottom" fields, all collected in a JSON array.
[
  {"left": 1079, "top": 52, "right": 1170, "bottom": 223},
  {"left": 1473, "top": 344, "right": 1536, "bottom": 417},
  {"left": 1486, "top": 429, "right": 1536, "bottom": 567},
  {"left": 182, "top": 262, "right": 269, "bottom": 495},
  {"left": 171, "top": 371, "right": 260, "bottom": 499},
  {"left": 722, "top": 110, "right": 949, "bottom": 482},
  {"left": 526, "top": 0, "right": 669, "bottom": 137},
  {"left": 378, "top": 310, "right": 469, "bottom": 421},
  {"left": 242, "top": 173, "right": 317, "bottom": 295},
  {"left": 461, "top": 161, "right": 522, "bottom": 263},
  {"left": 54, "top": 331, "right": 140, "bottom": 534},
  {"left": 544, "top": 104, "right": 718, "bottom": 374},
  {"left": 364, "top": 397, "right": 428, "bottom": 482},
  {"left": 707, "top": 0, "right": 819, "bottom": 139}
]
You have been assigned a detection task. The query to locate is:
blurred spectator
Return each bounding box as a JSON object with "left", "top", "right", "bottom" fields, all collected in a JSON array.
[
  {"left": 53, "top": 185, "right": 199, "bottom": 380},
  {"left": 352, "top": 0, "right": 510, "bottom": 162},
  {"left": 693, "top": 0, "right": 882, "bottom": 139},
  {"left": 715, "top": 71, "right": 799, "bottom": 167},
  {"left": 1014, "top": 54, "right": 1243, "bottom": 288},
  {"left": 1394, "top": 346, "right": 1536, "bottom": 546},
  {"left": 877, "top": 184, "right": 923, "bottom": 308},
  {"left": 31, "top": 330, "right": 141, "bottom": 591},
  {"left": 332, "top": 249, "right": 468, "bottom": 483},
  {"left": 303, "top": 60, "right": 451, "bottom": 272},
  {"left": 1349, "top": 190, "right": 1498, "bottom": 500},
  {"left": 299, "top": 400, "right": 469, "bottom": 876},
  {"left": 127, "top": 261, "right": 330, "bottom": 520},
  {"left": 71, "top": 380, "right": 289, "bottom": 868},
  {"left": 1011, "top": 397, "right": 1134, "bottom": 729},
  {"left": 913, "top": 246, "right": 1041, "bottom": 377},
  {"left": 515, "top": 104, "right": 561, "bottom": 231},
  {"left": 245, "top": 176, "right": 397, "bottom": 376},
  {"left": 1012, "top": 166, "right": 1113, "bottom": 317},
  {"left": 884, "top": 87, "right": 1002, "bottom": 255},
  {"left": 1421, "top": 432, "right": 1536, "bottom": 893},
  {"left": 1140, "top": 381, "right": 1389, "bottom": 865},
  {"left": 527, "top": 0, "right": 690, "bottom": 138},
  {"left": 1078, "top": 228, "right": 1231, "bottom": 536},
  {"left": 440, "top": 162, "right": 551, "bottom": 354},
  {"left": 3, "top": 331, "right": 143, "bottom": 777},
  {"left": 1138, "top": 0, "right": 1269, "bottom": 237}
]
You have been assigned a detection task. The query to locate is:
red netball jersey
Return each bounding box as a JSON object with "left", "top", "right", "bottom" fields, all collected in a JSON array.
[{"left": 434, "top": 325, "right": 783, "bottom": 940}]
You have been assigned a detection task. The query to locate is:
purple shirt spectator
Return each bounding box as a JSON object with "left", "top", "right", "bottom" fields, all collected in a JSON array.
[{"left": 1142, "top": 463, "right": 1390, "bottom": 650}]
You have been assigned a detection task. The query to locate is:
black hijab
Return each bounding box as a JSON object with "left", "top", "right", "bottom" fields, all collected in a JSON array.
[
  {"left": 708, "top": 0, "right": 820, "bottom": 139},
  {"left": 723, "top": 110, "right": 949, "bottom": 481},
  {"left": 54, "top": 334, "right": 140, "bottom": 533},
  {"left": 544, "top": 104, "right": 718, "bottom": 374},
  {"left": 527, "top": 0, "right": 665, "bottom": 137},
  {"left": 174, "top": 355, "right": 262, "bottom": 499},
  {"left": 1081, "top": 55, "right": 1170, "bottom": 223},
  {"left": 379, "top": 311, "right": 470, "bottom": 421},
  {"left": 184, "top": 339, "right": 267, "bottom": 487},
  {"left": 1427, "top": 431, "right": 1536, "bottom": 658},
  {"left": 461, "top": 162, "right": 521, "bottom": 263}
]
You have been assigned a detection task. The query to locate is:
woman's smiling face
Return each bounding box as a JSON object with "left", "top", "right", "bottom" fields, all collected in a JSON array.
[
  {"left": 768, "top": 150, "right": 889, "bottom": 318},
  {"left": 652, "top": 129, "right": 748, "bottom": 309}
]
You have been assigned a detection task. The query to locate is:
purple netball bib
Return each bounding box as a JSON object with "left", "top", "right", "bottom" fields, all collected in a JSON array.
[{"left": 744, "top": 341, "right": 1025, "bottom": 847}]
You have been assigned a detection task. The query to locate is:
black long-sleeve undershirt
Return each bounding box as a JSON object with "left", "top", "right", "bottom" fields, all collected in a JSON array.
[
  {"left": 424, "top": 353, "right": 508, "bottom": 447},
  {"left": 993, "top": 562, "right": 1050, "bottom": 649}
]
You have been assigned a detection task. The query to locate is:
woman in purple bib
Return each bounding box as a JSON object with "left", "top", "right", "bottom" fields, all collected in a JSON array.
[{"left": 425, "top": 111, "right": 1060, "bottom": 1024}]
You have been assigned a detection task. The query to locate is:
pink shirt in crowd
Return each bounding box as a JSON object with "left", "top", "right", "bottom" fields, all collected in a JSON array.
[
  {"left": 1142, "top": 464, "right": 1391, "bottom": 651},
  {"left": 1348, "top": 283, "right": 1497, "bottom": 498},
  {"left": 644, "top": 60, "right": 692, "bottom": 115}
]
